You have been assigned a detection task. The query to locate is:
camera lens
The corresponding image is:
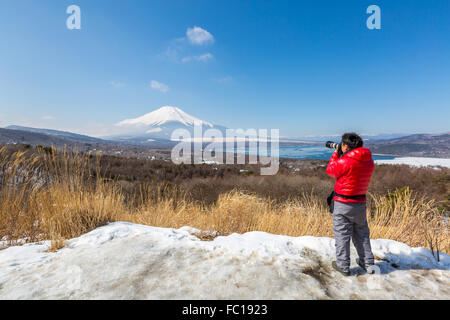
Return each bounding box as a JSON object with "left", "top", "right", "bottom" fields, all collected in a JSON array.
[{"left": 326, "top": 141, "right": 335, "bottom": 149}]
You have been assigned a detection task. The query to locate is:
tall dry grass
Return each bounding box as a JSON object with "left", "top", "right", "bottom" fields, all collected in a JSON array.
[{"left": 0, "top": 148, "right": 448, "bottom": 254}]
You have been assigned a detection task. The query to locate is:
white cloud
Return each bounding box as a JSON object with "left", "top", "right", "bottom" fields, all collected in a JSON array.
[
  {"left": 150, "top": 80, "right": 169, "bottom": 93},
  {"left": 182, "top": 53, "right": 214, "bottom": 63},
  {"left": 159, "top": 27, "right": 215, "bottom": 63},
  {"left": 158, "top": 45, "right": 181, "bottom": 63},
  {"left": 110, "top": 81, "right": 126, "bottom": 88},
  {"left": 196, "top": 53, "right": 213, "bottom": 61},
  {"left": 186, "top": 26, "right": 214, "bottom": 45},
  {"left": 214, "top": 76, "right": 233, "bottom": 84},
  {"left": 42, "top": 115, "right": 55, "bottom": 121},
  {"left": 181, "top": 56, "right": 192, "bottom": 63}
]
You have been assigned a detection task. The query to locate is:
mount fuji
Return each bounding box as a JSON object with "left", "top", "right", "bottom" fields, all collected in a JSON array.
[{"left": 110, "top": 106, "right": 227, "bottom": 143}]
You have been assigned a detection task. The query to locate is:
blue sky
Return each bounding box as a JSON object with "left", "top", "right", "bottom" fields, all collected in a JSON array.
[{"left": 0, "top": 0, "right": 449, "bottom": 137}]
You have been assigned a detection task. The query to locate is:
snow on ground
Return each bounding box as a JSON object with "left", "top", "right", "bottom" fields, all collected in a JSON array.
[
  {"left": 375, "top": 157, "right": 450, "bottom": 168},
  {"left": 0, "top": 222, "right": 449, "bottom": 300}
]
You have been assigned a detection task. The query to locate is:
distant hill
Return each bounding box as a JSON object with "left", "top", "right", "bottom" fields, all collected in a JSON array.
[
  {"left": 294, "top": 133, "right": 410, "bottom": 142},
  {"left": 2, "top": 124, "right": 449, "bottom": 159},
  {"left": 5, "top": 126, "right": 104, "bottom": 143},
  {"left": 0, "top": 127, "right": 108, "bottom": 148},
  {"left": 0, "top": 126, "right": 177, "bottom": 151},
  {"left": 366, "top": 133, "right": 450, "bottom": 158}
]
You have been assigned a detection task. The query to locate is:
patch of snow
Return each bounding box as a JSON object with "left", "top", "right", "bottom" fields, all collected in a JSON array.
[
  {"left": 375, "top": 157, "right": 450, "bottom": 168},
  {"left": 146, "top": 127, "right": 163, "bottom": 134},
  {"left": 0, "top": 222, "right": 448, "bottom": 299},
  {"left": 202, "top": 160, "right": 219, "bottom": 164}
]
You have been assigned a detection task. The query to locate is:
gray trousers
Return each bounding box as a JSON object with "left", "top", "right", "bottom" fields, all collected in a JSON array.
[{"left": 333, "top": 201, "right": 374, "bottom": 272}]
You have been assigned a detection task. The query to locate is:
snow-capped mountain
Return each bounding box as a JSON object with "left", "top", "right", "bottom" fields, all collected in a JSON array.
[
  {"left": 112, "top": 106, "right": 226, "bottom": 143},
  {"left": 117, "top": 106, "right": 214, "bottom": 128}
]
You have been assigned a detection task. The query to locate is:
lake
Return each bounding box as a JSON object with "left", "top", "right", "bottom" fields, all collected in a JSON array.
[{"left": 236, "top": 145, "right": 396, "bottom": 161}]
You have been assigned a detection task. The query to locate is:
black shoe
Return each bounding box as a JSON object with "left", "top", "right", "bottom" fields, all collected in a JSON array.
[
  {"left": 357, "top": 258, "right": 376, "bottom": 274},
  {"left": 356, "top": 258, "right": 366, "bottom": 271},
  {"left": 332, "top": 261, "right": 350, "bottom": 276}
]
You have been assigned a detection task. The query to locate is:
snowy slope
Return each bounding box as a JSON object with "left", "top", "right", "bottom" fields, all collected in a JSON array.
[
  {"left": 0, "top": 222, "right": 448, "bottom": 300},
  {"left": 117, "top": 106, "right": 213, "bottom": 128}
]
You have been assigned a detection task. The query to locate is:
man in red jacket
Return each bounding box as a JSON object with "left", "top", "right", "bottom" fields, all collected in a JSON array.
[{"left": 326, "top": 133, "right": 375, "bottom": 276}]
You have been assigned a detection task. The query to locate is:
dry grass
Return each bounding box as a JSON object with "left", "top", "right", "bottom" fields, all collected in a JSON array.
[
  {"left": 368, "top": 187, "right": 448, "bottom": 256},
  {"left": 0, "top": 148, "right": 448, "bottom": 255}
]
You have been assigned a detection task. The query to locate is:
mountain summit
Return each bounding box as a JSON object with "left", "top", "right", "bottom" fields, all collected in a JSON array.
[
  {"left": 117, "top": 106, "right": 213, "bottom": 128},
  {"left": 112, "top": 106, "right": 225, "bottom": 143}
]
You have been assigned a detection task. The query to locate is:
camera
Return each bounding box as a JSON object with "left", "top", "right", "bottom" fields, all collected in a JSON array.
[
  {"left": 326, "top": 141, "right": 343, "bottom": 155},
  {"left": 325, "top": 141, "right": 340, "bottom": 149}
]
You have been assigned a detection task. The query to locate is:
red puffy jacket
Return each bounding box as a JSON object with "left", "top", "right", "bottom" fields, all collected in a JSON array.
[{"left": 326, "top": 147, "right": 374, "bottom": 203}]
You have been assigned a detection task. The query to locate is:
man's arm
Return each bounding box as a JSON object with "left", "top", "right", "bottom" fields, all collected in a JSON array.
[{"left": 326, "top": 151, "right": 348, "bottom": 179}]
